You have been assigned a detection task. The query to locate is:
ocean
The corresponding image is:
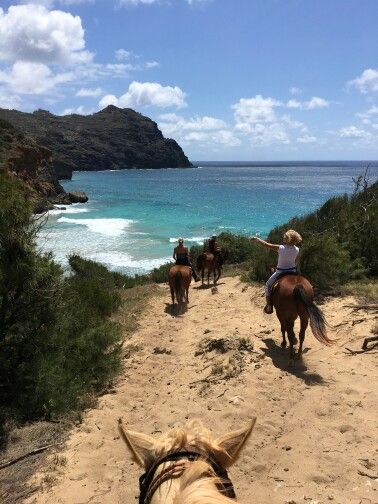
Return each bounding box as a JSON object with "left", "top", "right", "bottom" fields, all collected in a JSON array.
[{"left": 38, "top": 161, "right": 378, "bottom": 275}]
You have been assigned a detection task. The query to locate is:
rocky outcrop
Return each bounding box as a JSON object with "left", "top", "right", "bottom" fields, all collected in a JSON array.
[
  {"left": 0, "top": 118, "right": 86, "bottom": 213},
  {"left": 0, "top": 106, "right": 192, "bottom": 174},
  {"left": 68, "top": 191, "right": 88, "bottom": 203}
]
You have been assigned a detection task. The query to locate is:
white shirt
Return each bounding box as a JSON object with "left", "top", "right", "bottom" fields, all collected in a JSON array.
[{"left": 277, "top": 244, "right": 299, "bottom": 269}]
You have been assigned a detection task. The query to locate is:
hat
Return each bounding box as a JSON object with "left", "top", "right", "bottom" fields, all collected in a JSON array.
[{"left": 178, "top": 237, "right": 184, "bottom": 243}]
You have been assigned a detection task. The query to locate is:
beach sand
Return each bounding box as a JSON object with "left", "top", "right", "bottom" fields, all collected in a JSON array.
[{"left": 25, "top": 277, "right": 377, "bottom": 504}]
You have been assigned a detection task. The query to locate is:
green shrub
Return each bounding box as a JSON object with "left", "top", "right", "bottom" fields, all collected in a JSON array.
[
  {"left": 0, "top": 174, "right": 124, "bottom": 433},
  {"left": 299, "top": 234, "right": 366, "bottom": 289},
  {"left": 150, "top": 261, "right": 173, "bottom": 283}
]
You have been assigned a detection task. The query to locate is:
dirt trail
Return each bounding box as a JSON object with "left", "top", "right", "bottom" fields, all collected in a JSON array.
[{"left": 26, "top": 277, "right": 377, "bottom": 504}]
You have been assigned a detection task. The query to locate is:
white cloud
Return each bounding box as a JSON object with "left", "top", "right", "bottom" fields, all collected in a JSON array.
[
  {"left": 0, "top": 61, "right": 73, "bottom": 94},
  {"left": 98, "top": 94, "right": 118, "bottom": 108},
  {"left": 105, "top": 63, "right": 135, "bottom": 74},
  {"left": 289, "top": 86, "right": 302, "bottom": 95},
  {"left": 286, "top": 96, "right": 329, "bottom": 110},
  {"left": 183, "top": 130, "right": 241, "bottom": 147},
  {"left": 231, "top": 95, "right": 317, "bottom": 146},
  {"left": 118, "top": 0, "right": 158, "bottom": 5},
  {"left": 286, "top": 99, "right": 301, "bottom": 109},
  {"left": 297, "top": 135, "right": 317, "bottom": 144},
  {"left": 232, "top": 95, "right": 282, "bottom": 125},
  {"left": 115, "top": 49, "right": 132, "bottom": 61},
  {"left": 146, "top": 61, "right": 160, "bottom": 68},
  {"left": 348, "top": 68, "right": 378, "bottom": 94},
  {"left": 306, "top": 97, "right": 329, "bottom": 109},
  {"left": 356, "top": 105, "right": 378, "bottom": 123},
  {"left": 338, "top": 126, "right": 372, "bottom": 140},
  {"left": 158, "top": 113, "right": 226, "bottom": 134},
  {"left": 20, "top": 0, "right": 94, "bottom": 5},
  {"left": 158, "top": 113, "right": 238, "bottom": 147},
  {"left": 0, "top": 5, "right": 92, "bottom": 65},
  {"left": 60, "top": 105, "right": 94, "bottom": 115},
  {"left": 244, "top": 123, "right": 290, "bottom": 146},
  {"left": 76, "top": 87, "right": 103, "bottom": 97},
  {"left": 99, "top": 81, "right": 187, "bottom": 109},
  {"left": 0, "top": 88, "right": 21, "bottom": 109},
  {"left": 183, "top": 116, "right": 226, "bottom": 130}
]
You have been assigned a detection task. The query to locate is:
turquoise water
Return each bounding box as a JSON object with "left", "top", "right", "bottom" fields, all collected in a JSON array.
[{"left": 39, "top": 162, "right": 378, "bottom": 275}]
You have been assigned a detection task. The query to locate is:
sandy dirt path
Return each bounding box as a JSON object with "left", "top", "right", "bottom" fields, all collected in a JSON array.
[{"left": 26, "top": 277, "right": 377, "bottom": 504}]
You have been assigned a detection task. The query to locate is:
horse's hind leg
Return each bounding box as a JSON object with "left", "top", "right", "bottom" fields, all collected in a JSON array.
[
  {"left": 296, "top": 315, "right": 309, "bottom": 360},
  {"left": 280, "top": 323, "right": 287, "bottom": 348},
  {"left": 287, "top": 321, "right": 296, "bottom": 364},
  {"left": 170, "top": 285, "right": 175, "bottom": 305}
]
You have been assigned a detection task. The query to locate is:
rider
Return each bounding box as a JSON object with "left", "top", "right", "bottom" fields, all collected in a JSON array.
[
  {"left": 250, "top": 229, "right": 302, "bottom": 314},
  {"left": 208, "top": 235, "right": 223, "bottom": 267},
  {"left": 173, "top": 238, "right": 200, "bottom": 281}
]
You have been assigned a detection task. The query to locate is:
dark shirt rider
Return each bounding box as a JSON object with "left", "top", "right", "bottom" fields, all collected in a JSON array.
[
  {"left": 208, "top": 235, "right": 223, "bottom": 267},
  {"left": 173, "top": 238, "right": 200, "bottom": 281}
]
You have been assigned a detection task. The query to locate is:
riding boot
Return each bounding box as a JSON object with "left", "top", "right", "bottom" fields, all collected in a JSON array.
[{"left": 263, "top": 296, "right": 273, "bottom": 314}]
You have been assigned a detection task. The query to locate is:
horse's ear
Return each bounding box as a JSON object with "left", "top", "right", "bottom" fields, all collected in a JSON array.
[
  {"left": 214, "top": 418, "right": 256, "bottom": 467},
  {"left": 118, "top": 419, "right": 156, "bottom": 467}
]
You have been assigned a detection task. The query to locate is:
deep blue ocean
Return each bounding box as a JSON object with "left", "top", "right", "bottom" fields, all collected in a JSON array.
[{"left": 38, "top": 161, "right": 378, "bottom": 275}]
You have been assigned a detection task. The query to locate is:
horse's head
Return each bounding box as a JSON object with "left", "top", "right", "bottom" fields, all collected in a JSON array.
[{"left": 118, "top": 418, "right": 256, "bottom": 502}]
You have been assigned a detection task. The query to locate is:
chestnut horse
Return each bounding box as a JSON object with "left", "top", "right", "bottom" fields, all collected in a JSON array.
[
  {"left": 196, "top": 250, "right": 228, "bottom": 286},
  {"left": 118, "top": 417, "right": 256, "bottom": 504},
  {"left": 168, "top": 265, "right": 192, "bottom": 306},
  {"left": 272, "top": 274, "right": 333, "bottom": 363}
]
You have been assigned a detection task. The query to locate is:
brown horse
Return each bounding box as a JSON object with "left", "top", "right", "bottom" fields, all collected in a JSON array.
[
  {"left": 168, "top": 265, "right": 192, "bottom": 307},
  {"left": 118, "top": 417, "right": 256, "bottom": 504},
  {"left": 196, "top": 250, "right": 228, "bottom": 286},
  {"left": 272, "top": 274, "right": 333, "bottom": 363}
]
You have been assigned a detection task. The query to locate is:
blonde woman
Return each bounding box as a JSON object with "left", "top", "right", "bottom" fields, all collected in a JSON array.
[{"left": 250, "top": 229, "right": 302, "bottom": 314}]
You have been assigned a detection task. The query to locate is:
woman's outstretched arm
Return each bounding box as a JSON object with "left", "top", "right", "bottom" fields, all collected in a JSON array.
[{"left": 250, "top": 236, "right": 280, "bottom": 251}]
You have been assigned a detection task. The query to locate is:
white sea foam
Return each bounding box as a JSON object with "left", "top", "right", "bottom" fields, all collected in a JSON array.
[
  {"left": 89, "top": 251, "right": 171, "bottom": 271},
  {"left": 57, "top": 217, "right": 134, "bottom": 236},
  {"left": 49, "top": 205, "right": 90, "bottom": 216},
  {"left": 169, "top": 236, "right": 205, "bottom": 244}
]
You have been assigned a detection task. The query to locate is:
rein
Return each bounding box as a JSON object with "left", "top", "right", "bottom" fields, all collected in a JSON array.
[{"left": 139, "top": 449, "right": 236, "bottom": 503}]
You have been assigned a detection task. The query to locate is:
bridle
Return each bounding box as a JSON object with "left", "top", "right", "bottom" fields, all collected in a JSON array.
[{"left": 138, "top": 449, "right": 236, "bottom": 503}]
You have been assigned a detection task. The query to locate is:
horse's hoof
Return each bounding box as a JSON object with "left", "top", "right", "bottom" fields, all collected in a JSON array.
[
  {"left": 295, "top": 353, "right": 302, "bottom": 361},
  {"left": 281, "top": 341, "right": 287, "bottom": 348}
]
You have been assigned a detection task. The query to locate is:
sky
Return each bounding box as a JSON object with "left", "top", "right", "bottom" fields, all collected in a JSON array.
[{"left": 0, "top": 0, "right": 377, "bottom": 161}]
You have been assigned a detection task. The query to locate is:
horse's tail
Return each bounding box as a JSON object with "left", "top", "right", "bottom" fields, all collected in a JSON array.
[
  {"left": 294, "top": 285, "right": 333, "bottom": 346},
  {"left": 174, "top": 271, "right": 185, "bottom": 303}
]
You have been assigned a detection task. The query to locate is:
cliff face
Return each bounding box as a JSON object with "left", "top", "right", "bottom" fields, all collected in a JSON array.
[
  {"left": 0, "top": 106, "right": 192, "bottom": 173},
  {"left": 0, "top": 118, "right": 71, "bottom": 213}
]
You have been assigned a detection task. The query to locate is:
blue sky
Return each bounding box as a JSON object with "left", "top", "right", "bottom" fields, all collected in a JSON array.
[{"left": 0, "top": 0, "right": 377, "bottom": 160}]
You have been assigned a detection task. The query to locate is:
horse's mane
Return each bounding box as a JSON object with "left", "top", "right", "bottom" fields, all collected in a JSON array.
[
  {"left": 174, "top": 461, "right": 236, "bottom": 504},
  {"left": 152, "top": 421, "right": 236, "bottom": 503}
]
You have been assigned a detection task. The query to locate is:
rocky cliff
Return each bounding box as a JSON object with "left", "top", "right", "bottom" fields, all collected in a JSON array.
[
  {"left": 0, "top": 106, "right": 192, "bottom": 174},
  {"left": 0, "top": 118, "right": 83, "bottom": 213}
]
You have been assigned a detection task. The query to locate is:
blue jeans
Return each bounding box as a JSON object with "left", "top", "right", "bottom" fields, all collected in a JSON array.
[{"left": 265, "top": 268, "right": 297, "bottom": 296}]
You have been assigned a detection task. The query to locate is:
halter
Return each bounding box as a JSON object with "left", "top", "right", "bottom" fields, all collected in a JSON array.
[{"left": 138, "top": 449, "right": 236, "bottom": 503}]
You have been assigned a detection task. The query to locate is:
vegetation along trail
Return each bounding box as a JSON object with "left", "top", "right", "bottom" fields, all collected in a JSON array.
[{"left": 26, "top": 277, "right": 377, "bottom": 504}]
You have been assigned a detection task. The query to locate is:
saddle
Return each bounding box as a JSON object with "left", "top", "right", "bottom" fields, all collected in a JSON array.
[{"left": 269, "top": 271, "right": 299, "bottom": 305}]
